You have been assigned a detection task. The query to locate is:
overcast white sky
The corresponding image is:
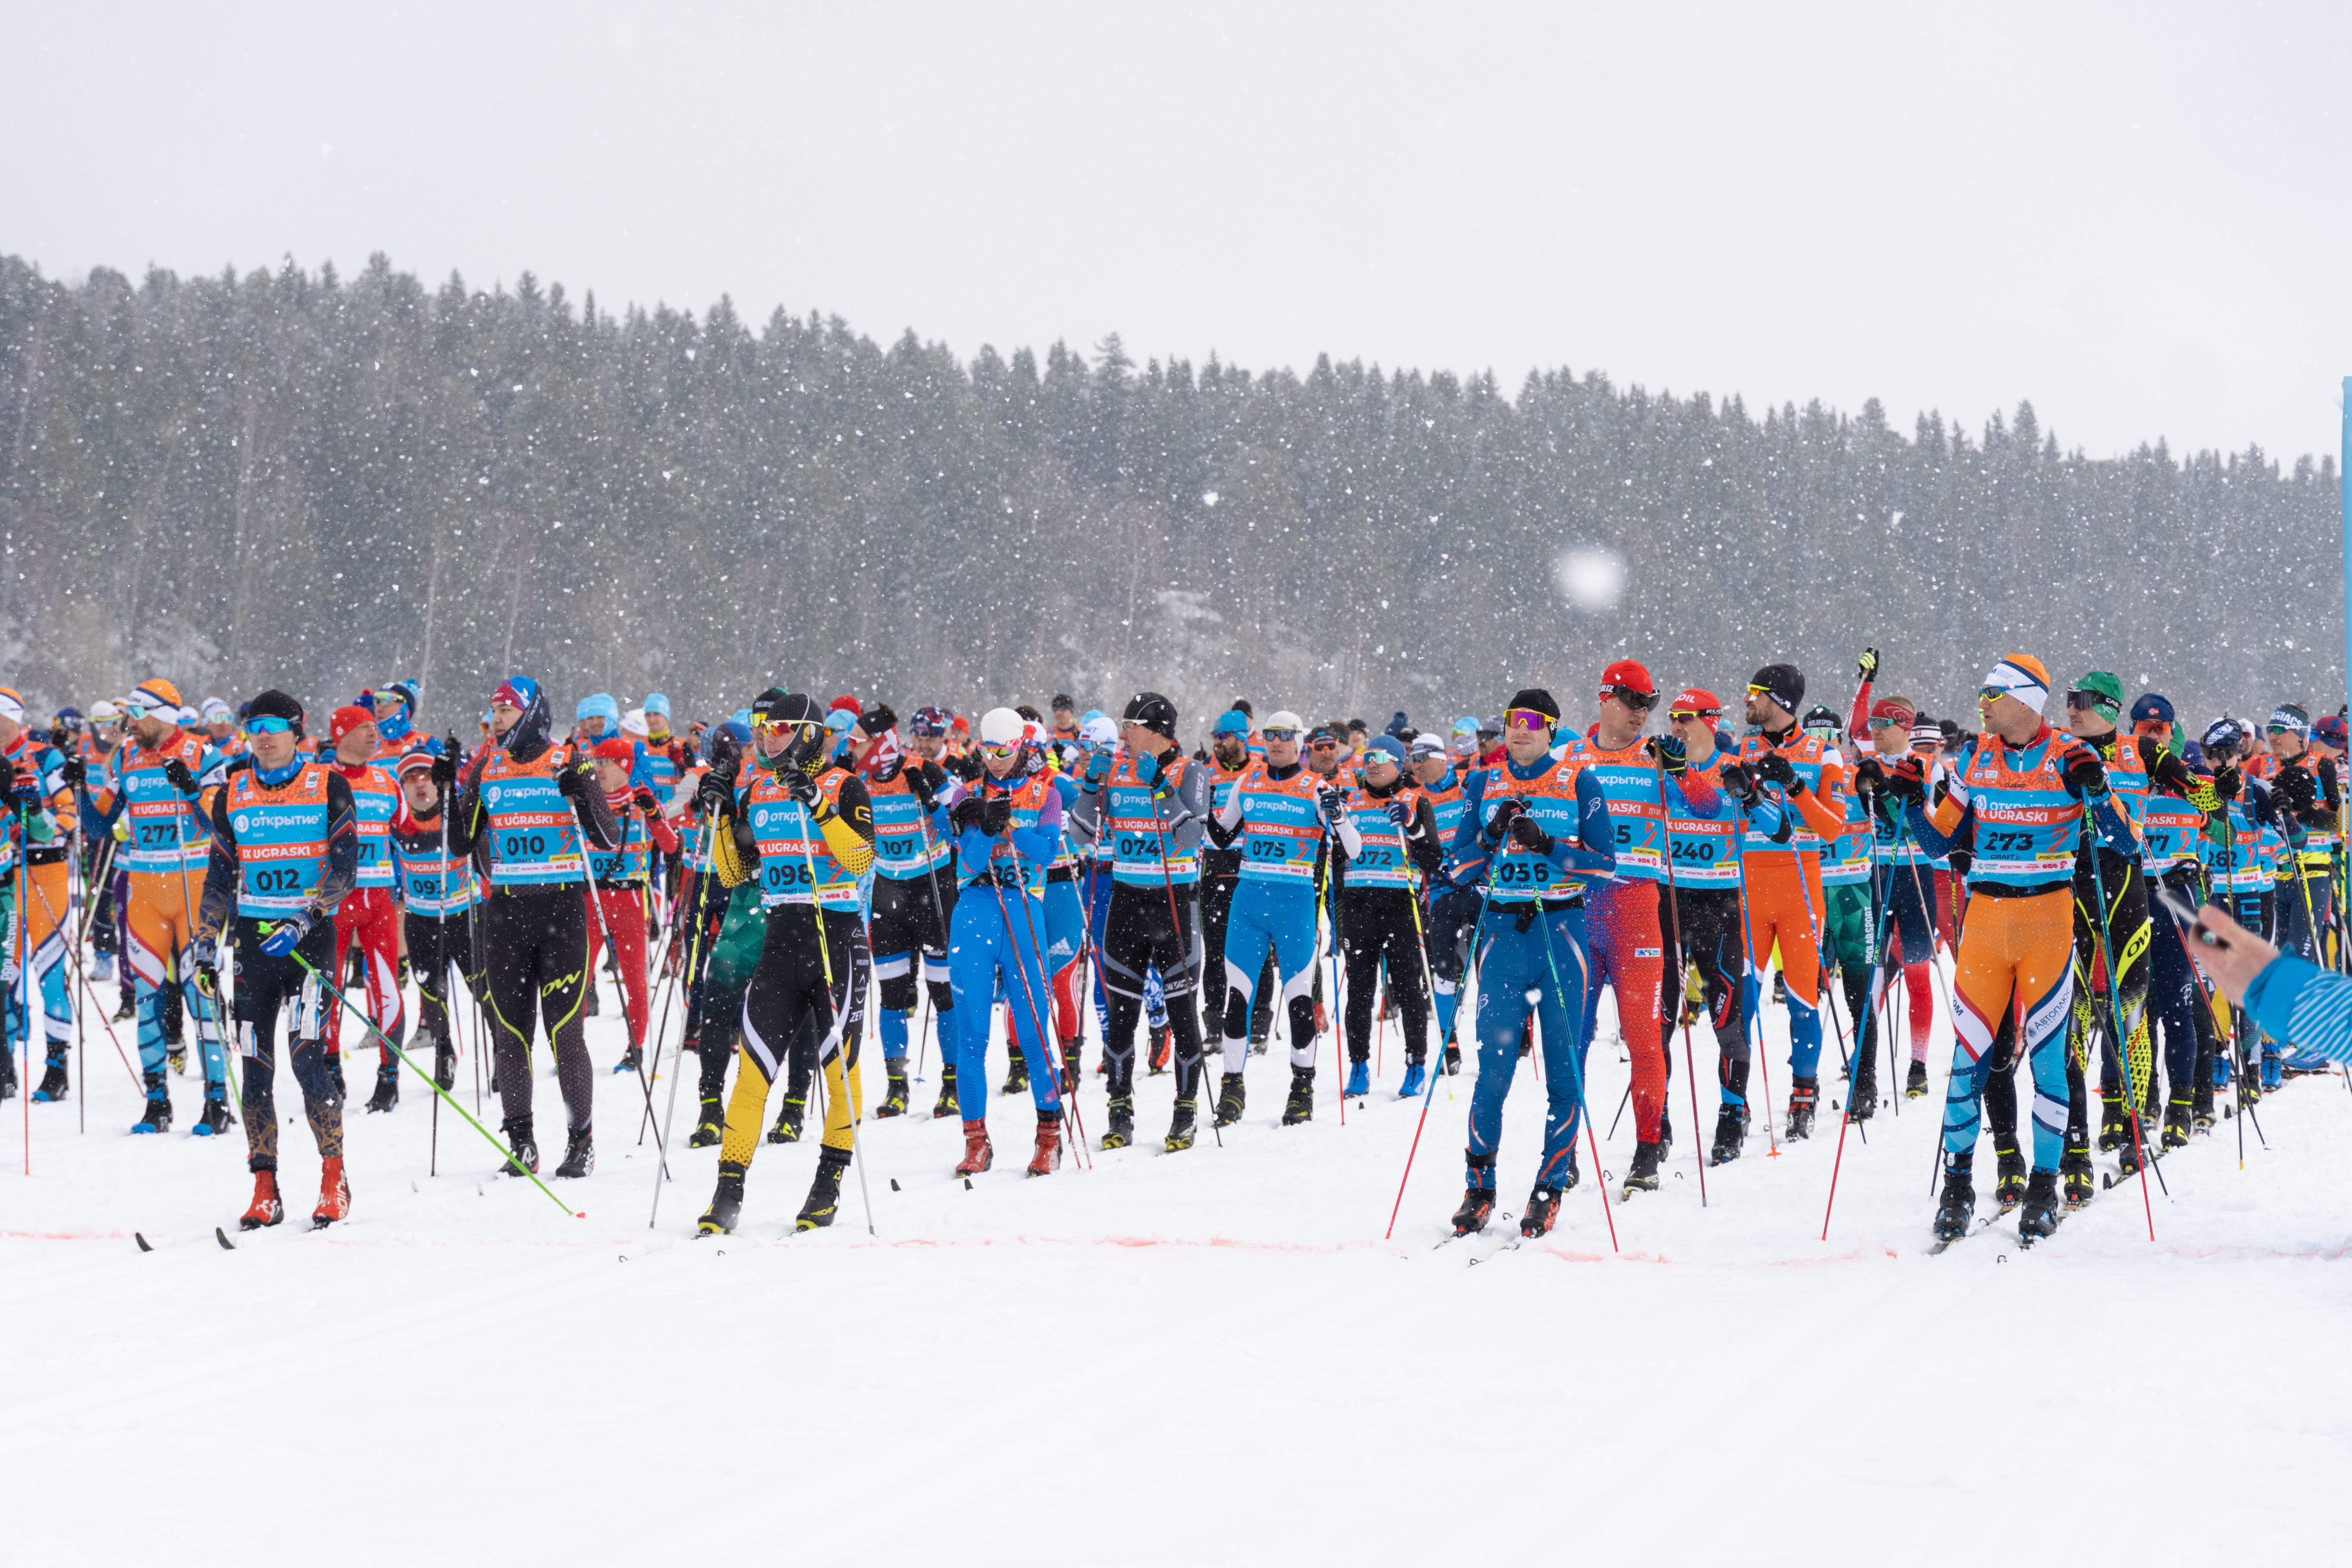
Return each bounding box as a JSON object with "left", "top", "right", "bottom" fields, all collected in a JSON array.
[{"left": 7, "top": 1, "right": 2347, "bottom": 461}]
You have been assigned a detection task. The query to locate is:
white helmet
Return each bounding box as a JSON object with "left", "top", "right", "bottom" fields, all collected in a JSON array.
[
  {"left": 1265, "top": 710, "right": 1304, "bottom": 733},
  {"left": 1080, "top": 715, "right": 1117, "bottom": 748},
  {"left": 979, "top": 707, "right": 1025, "bottom": 746}
]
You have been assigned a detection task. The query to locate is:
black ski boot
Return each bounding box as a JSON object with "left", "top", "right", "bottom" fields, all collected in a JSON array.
[
  {"left": 1452, "top": 1187, "right": 1495, "bottom": 1236},
  {"left": 689, "top": 1094, "right": 725, "bottom": 1148},
  {"left": 612, "top": 1044, "right": 643, "bottom": 1077},
  {"left": 1521, "top": 1185, "right": 1563, "bottom": 1238},
  {"left": 931, "top": 1065, "right": 960, "bottom": 1119},
  {"left": 2060, "top": 1145, "right": 2094, "bottom": 1210},
  {"left": 1847, "top": 1059, "right": 1878, "bottom": 1124},
  {"left": 434, "top": 1040, "right": 457, "bottom": 1092},
  {"left": 1100, "top": 1094, "right": 1134, "bottom": 1151},
  {"left": 365, "top": 1062, "right": 399, "bottom": 1114},
  {"left": 1905, "top": 1060, "right": 1929, "bottom": 1099},
  {"left": 699, "top": 1166, "right": 744, "bottom": 1236},
  {"left": 0, "top": 1051, "right": 13, "bottom": 1102},
  {"left": 2114, "top": 1128, "right": 2142, "bottom": 1179},
  {"left": 167, "top": 1038, "right": 187, "bottom": 1076},
  {"left": 195, "top": 1089, "right": 235, "bottom": 1138},
  {"left": 796, "top": 1148, "right": 850, "bottom": 1230},
  {"left": 1281, "top": 1067, "right": 1314, "bottom": 1126},
  {"left": 2161, "top": 1096, "right": 2193, "bottom": 1151},
  {"left": 1772, "top": 971, "right": 1788, "bottom": 1006},
  {"left": 131, "top": 1073, "right": 172, "bottom": 1134},
  {"left": 1443, "top": 1042, "right": 1462, "bottom": 1076},
  {"left": 554, "top": 1126, "right": 594, "bottom": 1178},
  {"left": 33, "top": 1057, "right": 70, "bottom": 1103},
  {"left": 502, "top": 1115, "right": 539, "bottom": 1176},
  {"left": 1710, "top": 1102, "right": 1748, "bottom": 1165},
  {"left": 2096, "top": 1092, "right": 2128, "bottom": 1152},
  {"left": 1148, "top": 1024, "right": 1172, "bottom": 1075},
  {"left": 2192, "top": 1078, "right": 2215, "bottom": 1134},
  {"left": 1001, "top": 1051, "right": 1029, "bottom": 1096},
  {"left": 767, "top": 1093, "right": 806, "bottom": 1145},
  {"left": 2018, "top": 1169, "right": 2062, "bottom": 1243},
  {"left": 1622, "top": 1139, "right": 1664, "bottom": 1196},
  {"left": 876, "top": 1062, "right": 909, "bottom": 1118},
  {"left": 1165, "top": 1096, "right": 1198, "bottom": 1153},
  {"left": 1214, "top": 1072, "right": 1246, "bottom": 1128},
  {"left": 1993, "top": 1144, "right": 2027, "bottom": 1212},
  {"left": 1057, "top": 1037, "right": 1082, "bottom": 1098},
  {"left": 1785, "top": 1077, "right": 1818, "bottom": 1141},
  {"left": 1933, "top": 1151, "right": 1975, "bottom": 1241}
]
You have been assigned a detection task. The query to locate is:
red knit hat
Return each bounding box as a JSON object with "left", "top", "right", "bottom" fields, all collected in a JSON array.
[
  {"left": 593, "top": 737, "right": 635, "bottom": 766},
  {"left": 1600, "top": 659, "right": 1655, "bottom": 697},
  {"left": 330, "top": 705, "right": 376, "bottom": 745},
  {"left": 828, "top": 694, "right": 862, "bottom": 716},
  {"left": 1668, "top": 688, "right": 1723, "bottom": 716}
]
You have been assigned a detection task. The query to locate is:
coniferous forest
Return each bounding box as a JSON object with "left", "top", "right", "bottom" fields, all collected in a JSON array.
[{"left": 0, "top": 252, "right": 2339, "bottom": 734}]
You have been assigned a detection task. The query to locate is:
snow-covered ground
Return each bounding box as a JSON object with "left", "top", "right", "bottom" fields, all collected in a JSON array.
[{"left": 7, "top": 951, "right": 2351, "bottom": 1566}]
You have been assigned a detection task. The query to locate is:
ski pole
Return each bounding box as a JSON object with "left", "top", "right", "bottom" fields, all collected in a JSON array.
[
  {"left": 651, "top": 814, "right": 716, "bottom": 1229},
  {"left": 289, "top": 946, "right": 582, "bottom": 1219},
  {"left": 1145, "top": 756, "right": 1216, "bottom": 1147},
  {"left": 999, "top": 831, "right": 1093, "bottom": 1163},
  {"left": 169, "top": 784, "right": 238, "bottom": 1104},
  {"left": 1383, "top": 872, "right": 1490, "bottom": 1240},
  {"left": 1531, "top": 895, "right": 1617, "bottom": 1252},
  {"left": 1727, "top": 787, "right": 1780, "bottom": 1156},
  {"left": 1649, "top": 759, "right": 1709, "bottom": 1205},
  {"left": 793, "top": 767, "right": 875, "bottom": 1236},
  {"left": 984, "top": 822, "right": 1083, "bottom": 1165},
  {"left": 565, "top": 786, "right": 668, "bottom": 1181}
]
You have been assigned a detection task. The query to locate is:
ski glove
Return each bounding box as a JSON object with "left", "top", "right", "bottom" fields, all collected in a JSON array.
[
  {"left": 980, "top": 795, "right": 1013, "bottom": 837},
  {"left": 2063, "top": 752, "right": 2109, "bottom": 800},
  {"left": 192, "top": 935, "right": 219, "bottom": 998},
  {"left": 1882, "top": 758, "right": 1926, "bottom": 802},
  {"left": 261, "top": 912, "right": 312, "bottom": 958},
  {"left": 58, "top": 755, "right": 85, "bottom": 789},
  {"left": 1319, "top": 787, "right": 1347, "bottom": 829},
  {"left": 949, "top": 795, "right": 986, "bottom": 836},
  {"left": 1507, "top": 814, "right": 1555, "bottom": 856},
  {"left": 1754, "top": 751, "right": 1799, "bottom": 791},
  {"left": 695, "top": 766, "right": 738, "bottom": 817},
  {"left": 162, "top": 758, "right": 199, "bottom": 796},
  {"left": 555, "top": 762, "right": 592, "bottom": 802},
  {"left": 1646, "top": 735, "right": 1687, "bottom": 778},
  {"left": 0, "top": 757, "right": 15, "bottom": 802},
  {"left": 2185, "top": 778, "right": 2220, "bottom": 817},
  {"left": 2213, "top": 765, "right": 2241, "bottom": 802},
  {"left": 1385, "top": 799, "right": 1412, "bottom": 828},
  {"left": 1085, "top": 747, "right": 1116, "bottom": 786},
  {"left": 1856, "top": 646, "right": 1880, "bottom": 684},
  {"left": 633, "top": 788, "right": 661, "bottom": 815},
  {"left": 1134, "top": 750, "right": 1163, "bottom": 786},
  {"left": 1717, "top": 762, "right": 1759, "bottom": 805},
  {"left": 1480, "top": 798, "right": 1526, "bottom": 848},
  {"left": 2276, "top": 764, "right": 2317, "bottom": 816},
  {"left": 431, "top": 750, "right": 458, "bottom": 788},
  {"left": 781, "top": 766, "right": 820, "bottom": 807}
]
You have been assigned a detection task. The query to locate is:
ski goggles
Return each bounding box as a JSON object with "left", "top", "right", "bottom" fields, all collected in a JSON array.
[
  {"left": 1601, "top": 684, "right": 1656, "bottom": 712},
  {"left": 1501, "top": 708, "right": 1554, "bottom": 732},
  {"left": 2065, "top": 690, "right": 2120, "bottom": 719},
  {"left": 243, "top": 716, "right": 294, "bottom": 736}
]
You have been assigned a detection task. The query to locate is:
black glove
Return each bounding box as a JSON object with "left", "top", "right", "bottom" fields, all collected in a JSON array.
[
  {"left": 953, "top": 751, "right": 983, "bottom": 783},
  {"left": 1481, "top": 797, "right": 1526, "bottom": 848},
  {"left": 1508, "top": 814, "right": 1555, "bottom": 856},
  {"left": 1882, "top": 757, "right": 1926, "bottom": 802},
  {"left": 1318, "top": 786, "right": 1347, "bottom": 828},
  {"left": 782, "top": 765, "right": 820, "bottom": 806},
  {"left": 1385, "top": 799, "right": 1411, "bottom": 828},
  {"left": 1856, "top": 646, "right": 1880, "bottom": 683},
  {"left": 1852, "top": 756, "right": 1885, "bottom": 789},
  {"left": 2276, "top": 763, "right": 2317, "bottom": 816},
  {"left": 1718, "top": 762, "right": 1759, "bottom": 805},
  {"left": 2213, "top": 765, "right": 2241, "bottom": 802},
  {"left": 910, "top": 762, "right": 942, "bottom": 813},
  {"left": 695, "top": 766, "right": 738, "bottom": 816},
  {"left": 431, "top": 749, "right": 458, "bottom": 788},
  {"left": 162, "top": 758, "right": 198, "bottom": 796},
  {"left": 1755, "top": 750, "right": 1798, "bottom": 791},
  {"left": 2063, "top": 751, "right": 2108, "bottom": 800},
  {"left": 1646, "top": 734, "right": 1687, "bottom": 778},
  {"left": 0, "top": 756, "right": 14, "bottom": 801},
  {"left": 556, "top": 762, "right": 591, "bottom": 801},
  {"left": 47, "top": 724, "right": 67, "bottom": 752},
  {"left": 980, "top": 794, "right": 1012, "bottom": 837},
  {"left": 632, "top": 787, "right": 660, "bottom": 815},
  {"left": 58, "top": 755, "right": 85, "bottom": 789},
  {"left": 949, "top": 795, "right": 985, "bottom": 835}
]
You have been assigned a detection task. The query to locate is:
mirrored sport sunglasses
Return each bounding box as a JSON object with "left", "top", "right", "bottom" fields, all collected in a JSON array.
[
  {"left": 2064, "top": 690, "right": 2117, "bottom": 713},
  {"left": 1308, "top": 737, "right": 1341, "bottom": 751},
  {"left": 243, "top": 716, "right": 294, "bottom": 736},
  {"left": 1260, "top": 727, "right": 1301, "bottom": 743},
  {"left": 978, "top": 740, "right": 1019, "bottom": 759},
  {"left": 1978, "top": 685, "right": 2011, "bottom": 704},
  {"left": 1669, "top": 708, "right": 1720, "bottom": 723},
  {"left": 1602, "top": 685, "right": 1657, "bottom": 712},
  {"left": 1866, "top": 715, "right": 1900, "bottom": 730},
  {"left": 121, "top": 702, "right": 159, "bottom": 721},
  {"left": 1502, "top": 708, "right": 1553, "bottom": 731}
]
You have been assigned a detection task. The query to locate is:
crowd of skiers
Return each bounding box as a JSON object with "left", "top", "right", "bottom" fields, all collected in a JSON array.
[{"left": 2, "top": 652, "right": 2347, "bottom": 1244}]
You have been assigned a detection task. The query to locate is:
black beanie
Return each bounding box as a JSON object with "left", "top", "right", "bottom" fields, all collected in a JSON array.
[
  {"left": 1749, "top": 664, "right": 1804, "bottom": 714},
  {"left": 1506, "top": 688, "right": 1560, "bottom": 725},
  {"left": 245, "top": 689, "right": 306, "bottom": 739}
]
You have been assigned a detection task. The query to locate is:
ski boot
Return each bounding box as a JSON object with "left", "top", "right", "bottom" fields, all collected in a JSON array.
[
  {"left": 554, "top": 1127, "right": 595, "bottom": 1178},
  {"left": 1452, "top": 1188, "right": 1495, "bottom": 1236},
  {"left": 1785, "top": 1077, "right": 1818, "bottom": 1141},
  {"left": 167, "top": 1039, "right": 187, "bottom": 1077},
  {"left": 1058, "top": 1036, "right": 1082, "bottom": 1098},
  {"left": 1847, "top": 1061, "right": 1878, "bottom": 1124},
  {"left": 1100, "top": 1094, "right": 1134, "bottom": 1150},
  {"left": 2114, "top": 1128, "right": 2142, "bottom": 1180},
  {"left": 32, "top": 1056, "right": 69, "bottom": 1103},
  {"left": 194, "top": 1087, "right": 235, "bottom": 1137},
  {"left": 689, "top": 1094, "right": 725, "bottom": 1148},
  {"left": 113, "top": 993, "right": 134, "bottom": 1023},
  {"left": 131, "top": 1074, "right": 172, "bottom": 1134},
  {"left": 1932, "top": 1151, "right": 1975, "bottom": 1241},
  {"left": 1344, "top": 1060, "right": 1370, "bottom": 1097},
  {"left": 365, "top": 1062, "right": 399, "bottom": 1114},
  {"left": 876, "top": 1062, "right": 910, "bottom": 1118},
  {"left": 1147, "top": 1024, "right": 1171, "bottom": 1076},
  {"left": 612, "top": 1045, "right": 643, "bottom": 1076},
  {"left": 581, "top": 984, "right": 600, "bottom": 1018},
  {"left": 766, "top": 1093, "right": 806, "bottom": 1145},
  {"left": 0, "top": 1051, "right": 12, "bottom": 1102},
  {"left": 2192, "top": 1078, "right": 2216, "bottom": 1134},
  {"left": 433, "top": 1041, "right": 456, "bottom": 1091},
  {"left": 240, "top": 1171, "right": 284, "bottom": 1231},
  {"left": 2239, "top": 1056, "right": 2264, "bottom": 1105},
  {"left": 1443, "top": 1043, "right": 1462, "bottom": 1076},
  {"left": 1001, "top": 1051, "right": 1029, "bottom": 1096},
  {"left": 1657, "top": 1102, "right": 1673, "bottom": 1161},
  {"left": 1622, "top": 1139, "right": 1664, "bottom": 1196},
  {"left": 1905, "top": 1060, "right": 1929, "bottom": 1099},
  {"left": 1771, "top": 971, "right": 1788, "bottom": 1006},
  {"left": 2096, "top": 1093, "right": 2128, "bottom": 1152},
  {"left": 2161, "top": 1096, "right": 2194, "bottom": 1151},
  {"left": 955, "top": 1119, "right": 993, "bottom": 1175},
  {"left": 1399, "top": 1059, "right": 1428, "bottom": 1099},
  {"left": 1165, "top": 1096, "right": 1198, "bottom": 1152},
  {"left": 92, "top": 951, "right": 113, "bottom": 984},
  {"left": 2017, "top": 1170, "right": 2062, "bottom": 1244},
  {"left": 1710, "top": 1102, "right": 1748, "bottom": 1165},
  {"left": 1027, "top": 1110, "right": 1063, "bottom": 1176},
  {"left": 502, "top": 1116, "right": 539, "bottom": 1176},
  {"left": 1993, "top": 1144, "right": 2027, "bottom": 1212},
  {"left": 1523, "top": 1169, "right": 1574, "bottom": 1237},
  {"left": 698, "top": 1167, "right": 744, "bottom": 1236},
  {"left": 796, "top": 1148, "right": 849, "bottom": 1230},
  {"left": 1281, "top": 1067, "right": 1315, "bottom": 1126},
  {"left": 1213, "top": 1072, "right": 1247, "bottom": 1128},
  {"left": 312, "top": 1157, "right": 352, "bottom": 1228},
  {"left": 2060, "top": 1145, "right": 2095, "bottom": 1210},
  {"left": 931, "top": 1065, "right": 960, "bottom": 1119}
]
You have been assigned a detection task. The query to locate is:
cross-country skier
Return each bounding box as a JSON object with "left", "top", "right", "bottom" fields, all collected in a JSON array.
[
  {"left": 0, "top": 690, "right": 78, "bottom": 1105},
  {"left": 1335, "top": 733, "right": 1444, "bottom": 1097},
  {"left": 388, "top": 750, "right": 473, "bottom": 1090}
]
